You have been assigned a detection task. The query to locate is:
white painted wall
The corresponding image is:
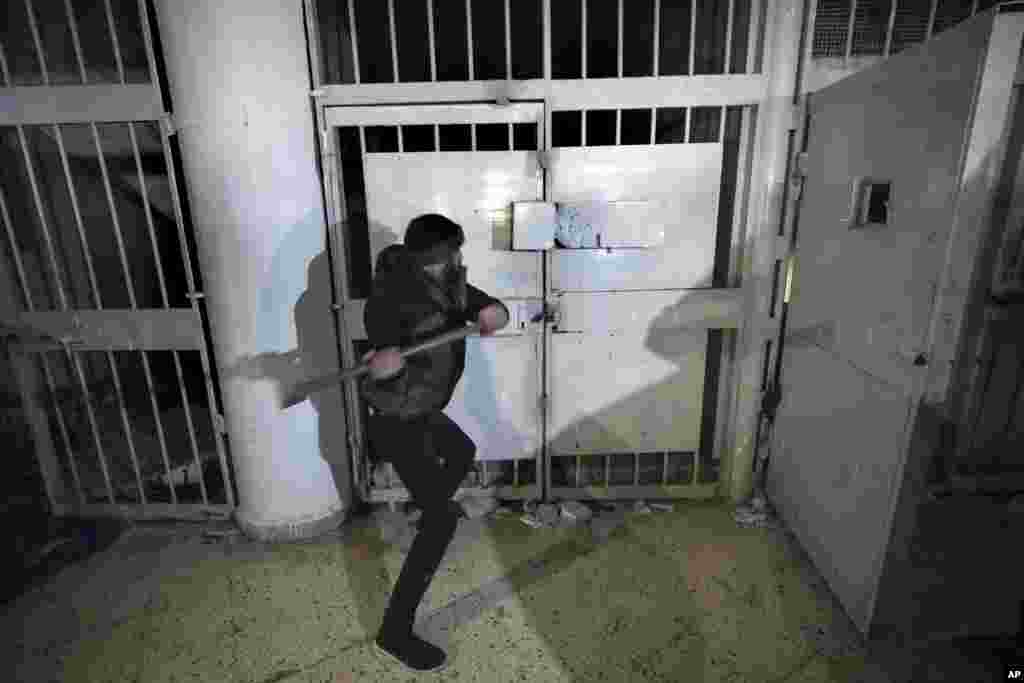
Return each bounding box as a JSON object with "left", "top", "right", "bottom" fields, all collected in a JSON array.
[{"left": 153, "top": 0, "right": 346, "bottom": 539}]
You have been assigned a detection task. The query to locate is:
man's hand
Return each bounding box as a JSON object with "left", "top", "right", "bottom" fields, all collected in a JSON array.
[
  {"left": 478, "top": 303, "right": 509, "bottom": 336},
  {"left": 362, "top": 347, "right": 405, "bottom": 380}
]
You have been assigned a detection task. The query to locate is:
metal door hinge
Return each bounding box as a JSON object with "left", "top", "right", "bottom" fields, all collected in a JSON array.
[{"left": 160, "top": 114, "right": 176, "bottom": 137}]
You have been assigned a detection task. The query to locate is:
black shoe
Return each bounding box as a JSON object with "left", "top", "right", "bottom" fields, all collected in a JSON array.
[{"left": 374, "top": 632, "right": 448, "bottom": 672}]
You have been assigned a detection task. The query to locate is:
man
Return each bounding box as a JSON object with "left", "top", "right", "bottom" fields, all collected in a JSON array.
[{"left": 360, "top": 213, "right": 509, "bottom": 672}]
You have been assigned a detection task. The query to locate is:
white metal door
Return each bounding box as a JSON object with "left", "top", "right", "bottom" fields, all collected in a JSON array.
[
  {"left": 326, "top": 103, "right": 546, "bottom": 500},
  {"left": 544, "top": 142, "right": 724, "bottom": 500}
]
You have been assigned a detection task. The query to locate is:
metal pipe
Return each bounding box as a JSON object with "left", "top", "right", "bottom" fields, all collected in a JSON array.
[
  {"left": 347, "top": 0, "right": 361, "bottom": 83},
  {"left": 64, "top": 0, "right": 88, "bottom": 84},
  {"left": 653, "top": 0, "right": 661, "bottom": 76},
  {"left": 725, "top": 0, "right": 735, "bottom": 73},
  {"left": 387, "top": 0, "right": 399, "bottom": 83},
  {"left": 504, "top": 0, "right": 512, "bottom": 78},
  {"left": 662, "top": 451, "right": 668, "bottom": 485},
  {"left": 90, "top": 123, "right": 161, "bottom": 503},
  {"left": 926, "top": 0, "right": 939, "bottom": 40},
  {"left": 428, "top": 0, "right": 438, "bottom": 81},
  {"left": 0, "top": 35, "right": 10, "bottom": 86},
  {"left": 581, "top": 0, "right": 587, "bottom": 78},
  {"left": 883, "top": 0, "right": 897, "bottom": 56},
  {"left": 130, "top": 122, "right": 208, "bottom": 504},
  {"left": 845, "top": 0, "right": 858, "bottom": 59},
  {"left": 16, "top": 127, "right": 68, "bottom": 312},
  {"left": 103, "top": 0, "right": 126, "bottom": 84},
  {"left": 617, "top": 0, "right": 623, "bottom": 78},
  {"left": 615, "top": 108, "right": 621, "bottom": 145},
  {"left": 466, "top": 0, "right": 475, "bottom": 80},
  {"left": 690, "top": 0, "right": 697, "bottom": 75},
  {"left": 543, "top": 0, "right": 552, "bottom": 80},
  {"left": 651, "top": 107, "right": 657, "bottom": 144},
  {"left": 633, "top": 452, "right": 639, "bottom": 485},
  {"left": 23, "top": 0, "right": 49, "bottom": 86},
  {"left": 67, "top": 347, "right": 116, "bottom": 503}
]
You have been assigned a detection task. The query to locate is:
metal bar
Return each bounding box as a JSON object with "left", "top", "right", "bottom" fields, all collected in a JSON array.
[
  {"left": 581, "top": 108, "right": 587, "bottom": 146},
  {"left": 508, "top": 122, "right": 513, "bottom": 150},
  {"left": 427, "top": 0, "right": 438, "bottom": 81},
  {"left": 653, "top": 0, "right": 662, "bottom": 76},
  {"left": 53, "top": 501, "right": 233, "bottom": 521},
  {"left": 359, "top": 125, "right": 367, "bottom": 157},
  {"left": 693, "top": 446, "right": 700, "bottom": 485},
  {"left": 466, "top": 0, "right": 475, "bottom": 80},
  {"left": 397, "top": 124, "right": 404, "bottom": 152},
  {"left": 747, "top": 0, "right": 762, "bottom": 74},
  {"left": 66, "top": 347, "right": 116, "bottom": 503},
  {"left": 0, "top": 85, "right": 164, "bottom": 125},
  {"left": 543, "top": 0, "right": 552, "bottom": 80},
  {"left": 42, "top": 357, "right": 85, "bottom": 504},
  {"left": 17, "top": 127, "right": 69, "bottom": 311},
  {"left": 104, "top": 351, "right": 147, "bottom": 502},
  {"left": 52, "top": 125, "right": 101, "bottom": 308},
  {"left": 615, "top": 108, "right": 621, "bottom": 145},
  {"left": 505, "top": 0, "right": 512, "bottom": 79},
  {"left": 883, "top": 0, "right": 897, "bottom": 56},
  {"left": 129, "top": 122, "right": 206, "bottom": 504},
  {"left": 662, "top": 451, "right": 669, "bottom": 484},
  {"left": 690, "top": 0, "right": 697, "bottom": 74},
  {"left": 582, "top": 0, "right": 587, "bottom": 78},
  {"left": 633, "top": 452, "right": 639, "bottom": 485},
  {"left": 971, "top": 0, "right": 979, "bottom": 16},
  {"left": 347, "top": 0, "right": 361, "bottom": 84},
  {"left": 926, "top": 0, "right": 939, "bottom": 39},
  {"left": 434, "top": 123, "right": 439, "bottom": 150},
  {"left": 514, "top": 457, "right": 519, "bottom": 486},
  {"left": 103, "top": 0, "right": 126, "bottom": 84},
  {"left": 388, "top": 0, "right": 400, "bottom": 83},
  {"left": 138, "top": 0, "right": 161, "bottom": 89},
  {"left": 23, "top": 0, "right": 49, "bottom": 85},
  {"left": 725, "top": 0, "right": 735, "bottom": 73},
  {"left": 0, "top": 36, "right": 10, "bottom": 86},
  {"left": 575, "top": 455, "right": 581, "bottom": 487},
  {"left": 604, "top": 452, "right": 610, "bottom": 485},
  {"left": 471, "top": 122, "right": 477, "bottom": 150},
  {"left": 91, "top": 122, "right": 177, "bottom": 503},
  {"left": 845, "top": 0, "right": 858, "bottom": 59},
  {"left": 0, "top": 187, "right": 33, "bottom": 315},
  {"left": 64, "top": 0, "right": 88, "bottom": 84},
  {"left": 157, "top": 123, "right": 234, "bottom": 507},
  {"left": 617, "top": 0, "right": 623, "bottom": 77}
]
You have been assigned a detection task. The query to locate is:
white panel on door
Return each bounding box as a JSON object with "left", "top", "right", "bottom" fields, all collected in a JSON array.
[
  {"left": 548, "top": 145, "right": 722, "bottom": 291},
  {"left": 547, "top": 329, "right": 705, "bottom": 455},
  {"left": 444, "top": 334, "right": 542, "bottom": 461},
  {"left": 365, "top": 152, "right": 543, "bottom": 299}
]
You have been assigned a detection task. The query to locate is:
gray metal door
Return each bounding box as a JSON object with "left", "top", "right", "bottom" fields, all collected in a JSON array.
[
  {"left": 0, "top": 0, "right": 233, "bottom": 519},
  {"left": 768, "top": 10, "right": 1024, "bottom": 634}
]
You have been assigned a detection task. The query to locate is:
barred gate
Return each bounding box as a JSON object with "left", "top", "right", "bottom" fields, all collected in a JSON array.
[
  {"left": 306, "top": 0, "right": 760, "bottom": 504},
  {"left": 0, "top": 0, "right": 233, "bottom": 520}
]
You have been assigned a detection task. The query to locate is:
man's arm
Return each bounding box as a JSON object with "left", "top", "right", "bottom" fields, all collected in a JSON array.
[{"left": 465, "top": 283, "right": 510, "bottom": 334}]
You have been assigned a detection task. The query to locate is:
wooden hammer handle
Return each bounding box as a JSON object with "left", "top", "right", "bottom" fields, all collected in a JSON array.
[{"left": 281, "top": 323, "right": 481, "bottom": 408}]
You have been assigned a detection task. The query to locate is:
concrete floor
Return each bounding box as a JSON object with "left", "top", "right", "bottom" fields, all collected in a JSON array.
[
  {"left": 2, "top": 497, "right": 897, "bottom": 683},
  {"left": 6, "top": 500, "right": 903, "bottom": 682}
]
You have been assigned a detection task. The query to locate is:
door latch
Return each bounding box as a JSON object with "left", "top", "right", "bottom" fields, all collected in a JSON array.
[{"left": 530, "top": 303, "right": 560, "bottom": 326}]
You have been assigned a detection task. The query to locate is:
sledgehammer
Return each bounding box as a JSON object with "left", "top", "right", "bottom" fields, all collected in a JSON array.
[{"left": 280, "top": 323, "right": 481, "bottom": 409}]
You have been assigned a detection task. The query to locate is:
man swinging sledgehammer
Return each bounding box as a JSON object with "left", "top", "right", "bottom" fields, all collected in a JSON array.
[{"left": 360, "top": 213, "right": 509, "bottom": 672}]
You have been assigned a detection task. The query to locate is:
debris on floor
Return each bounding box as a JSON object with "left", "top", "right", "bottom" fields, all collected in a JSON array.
[
  {"left": 649, "top": 502, "right": 674, "bottom": 512},
  {"left": 633, "top": 500, "right": 653, "bottom": 515},
  {"left": 559, "top": 500, "right": 593, "bottom": 523},
  {"left": 734, "top": 492, "right": 778, "bottom": 529},
  {"left": 458, "top": 494, "right": 499, "bottom": 519}
]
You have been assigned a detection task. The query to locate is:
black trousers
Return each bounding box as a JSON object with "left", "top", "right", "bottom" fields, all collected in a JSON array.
[{"left": 368, "top": 410, "right": 476, "bottom": 638}]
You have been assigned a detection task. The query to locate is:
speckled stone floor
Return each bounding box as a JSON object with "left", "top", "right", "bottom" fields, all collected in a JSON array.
[{"left": 6, "top": 500, "right": 892, "bottom": 683}]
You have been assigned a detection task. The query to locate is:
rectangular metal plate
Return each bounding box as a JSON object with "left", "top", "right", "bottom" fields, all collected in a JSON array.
[
  {"left": 0, "top": 85, "right": 164, "bottom": 125},
  {"left": 6, "top": 309, "right": 205, "bottom": 351}
]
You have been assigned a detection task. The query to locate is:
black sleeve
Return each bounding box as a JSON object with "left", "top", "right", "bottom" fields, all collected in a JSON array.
[
  {"left": 464, "top": 283, "right": 510, "bottom": 326},
  {"left": 362, "top": 296, "right": 410, "bottom": 391}
]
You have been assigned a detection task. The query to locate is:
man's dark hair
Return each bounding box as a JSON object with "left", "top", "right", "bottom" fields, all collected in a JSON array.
[{"left": 404, "top": 214, "right": 465, "bottom": 266}]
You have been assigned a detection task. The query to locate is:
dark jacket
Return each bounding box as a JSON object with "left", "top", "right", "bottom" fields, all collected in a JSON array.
[{"left": 360, "top": 246, "right": 508, "bottom": 420}]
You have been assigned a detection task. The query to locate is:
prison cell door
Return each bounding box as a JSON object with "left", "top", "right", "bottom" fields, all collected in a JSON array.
[
  {"left": 0, "top": 0, "right": 232, "bottom": 518},
  {"left": 327, "top": 103, "right": 546, "bottom": 503},
  {"left": 768, "top": 9, "right": 1024, "bottom": 635}
]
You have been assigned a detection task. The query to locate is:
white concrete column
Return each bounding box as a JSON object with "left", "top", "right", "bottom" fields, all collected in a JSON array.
[
  {"left": 153, "top": 0, "right": 345, "bottom": 540},
  {"left": 725, "top": 0, "right": 807, "bottom": 504}
]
